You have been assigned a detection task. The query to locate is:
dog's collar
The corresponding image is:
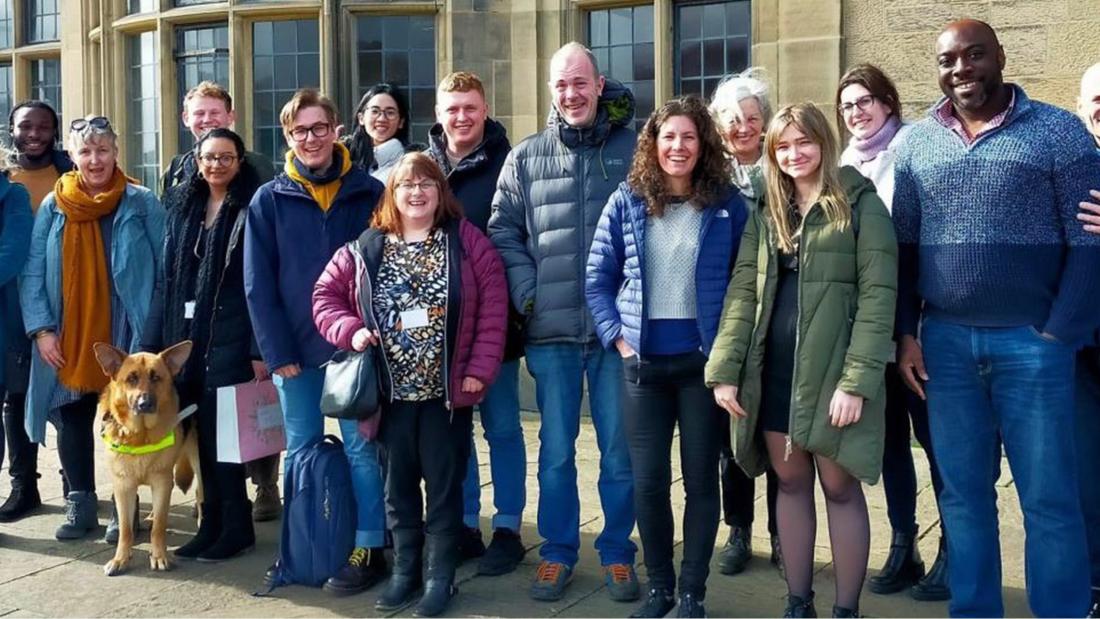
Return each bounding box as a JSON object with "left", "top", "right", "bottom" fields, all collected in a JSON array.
[{"left": 101, "top": 430, "right": 176, "bottom": 455}]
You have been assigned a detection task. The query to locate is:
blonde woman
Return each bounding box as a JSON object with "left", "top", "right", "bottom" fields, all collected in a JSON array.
[{"left": 704, "top": 103, "right": 897, "bottom": 618}]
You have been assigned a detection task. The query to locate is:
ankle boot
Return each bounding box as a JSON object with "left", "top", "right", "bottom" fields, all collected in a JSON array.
[
  {"left": 105, "top": 499, "right": 140, "bottom": 544},
  {"left": 0, "top": 482, "right": 42, "bottom": 522},
  {"left": 782, "top": 592, "right": 817, "bottom": 618},
  {"left": 910, "top": 537, "right": 950, "bottom": 602},
  {"left": 55, "top": 491, "right": 98, "bottom": 540},
  {"left": 831, "top": 605, "right": 860, "bottom": 618},
  {"left": 377, "top": 528, "right": 424, "bottom": 610},
  {"left": 414, "top": 533, "right": 458, "bottom": 617},
  {"left": 175, "top": 501, "right": 222, "bottom": 559},
  {"left": 868, "top": 529, "right": 925, "bottom": 594},
  {"left": 249, "top": 454, "right": 281, "bottom": 522},
  {"left": 197, "top": 500, "right": 256, "bottom": 562}
]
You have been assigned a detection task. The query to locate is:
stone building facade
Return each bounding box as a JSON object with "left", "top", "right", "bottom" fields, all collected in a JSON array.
[{"left": 15, "top": 0, "right": 1099, "bottom": 185}]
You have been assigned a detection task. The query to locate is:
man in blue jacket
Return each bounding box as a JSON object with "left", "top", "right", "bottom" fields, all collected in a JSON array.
[
  {"left": 426, "top": 71, "right": 528, "bottom": 576},
  {"left": 488, "top": 42, "right": 639, "bottom": 603},
  {"left": 244, "top": 89, "right": 387, "bottom": 596}
]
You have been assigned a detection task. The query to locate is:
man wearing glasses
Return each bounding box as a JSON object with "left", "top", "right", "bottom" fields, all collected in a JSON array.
[{"left": 244, "top": 88, "right": 389, "bottom": 596}]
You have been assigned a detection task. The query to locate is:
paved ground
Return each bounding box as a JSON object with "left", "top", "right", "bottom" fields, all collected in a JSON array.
[{"left": 0, "top": 413, "right": 1032, "bottom": 618}]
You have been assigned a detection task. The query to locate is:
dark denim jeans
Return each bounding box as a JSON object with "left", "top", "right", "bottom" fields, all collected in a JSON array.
[
  {"left": 525, "top": 342, "right": 636, "bottom": 568},
  {"left": 881, "top": 363, "right": 943, "bottom": 535},
  {"left": 1076, "top": 348, "right": 1100, "bottom": 591},
  {"left": 922, "top": 317, "right": 1090, "bottom": 617}
]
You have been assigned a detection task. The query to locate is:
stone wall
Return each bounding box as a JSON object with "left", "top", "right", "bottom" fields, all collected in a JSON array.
[{"left": 843, "top": 0, "right": 1100, "bottom": 120}]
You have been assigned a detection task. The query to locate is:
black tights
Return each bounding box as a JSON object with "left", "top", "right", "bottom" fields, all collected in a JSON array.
[
  {"left": 764, "top": 431, "right": 869, "bottom": 610},
  {"left": 57, "top": 395, "right": 98, "bottom": 493}
]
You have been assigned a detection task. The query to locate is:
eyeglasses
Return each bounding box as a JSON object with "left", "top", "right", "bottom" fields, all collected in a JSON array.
[
  {"left": 70, "top": 116, "right": 112, "bottom": 133},
  {"left": 366, "top": 107, "right": 400, "bottom": 120},
  {"left": 198, "top": 153, "right": 238, "bottom": 167},
  {"left": 839, "top": 95, "right": 877, "bottom": 116},
  {"left": 288, "top": 123, "right": 332, "bottom": 141},
  {"left": 395, "top": 180, "right": 438, "bottom": 193}
]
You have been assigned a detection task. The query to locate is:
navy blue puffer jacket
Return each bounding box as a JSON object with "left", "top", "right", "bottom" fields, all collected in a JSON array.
[{"left": 585, "top": 182, "right": 748, "bottom": 356}]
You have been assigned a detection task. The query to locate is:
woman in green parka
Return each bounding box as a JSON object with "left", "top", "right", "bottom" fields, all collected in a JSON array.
[{"left": 704, "top": 102, "right": 897, "bottom": 619}]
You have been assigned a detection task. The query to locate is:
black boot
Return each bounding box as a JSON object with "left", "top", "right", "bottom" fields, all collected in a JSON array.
[
  {"left": 1087, "top": 587, "right": 1099, "bottom": 618},
  {"left": 717, "top": 526, "right": 752, "bottom": 575},
  {"left": 323, "top": 547, "right": 388, "bottom": 596},
  {"left": 414, "top": 533, "right": 458, "bottom": 617},
  {"left": 175, "top": 501, "right": 221, "bottom": 559},
  {"left": 910, "top": 537, "right": 950, "bottom": 602},
  {"left": 0, "top": 482, "right": 42, "bottom": 522},
  {"left": 831, "top": 605, "right": 860, "bottom": 618},
  {"left": 197, "top": 500, "right": 256, "bottom": 562},
  {"left": 783, "top": 592, "right": 817, "bottom": 618},
  {"left": 868, "top": 530, "right": 925, "bottom": 594},
  {"left": 376, "top": 528, "right": 423, "bottom": 610},
  {"left": 457, "top": 525, "right": 485, "bottom": 562}
]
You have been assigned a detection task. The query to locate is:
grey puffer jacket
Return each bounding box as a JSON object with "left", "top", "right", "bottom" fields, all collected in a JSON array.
[{"left": 488, "top": 79, "right": 636, "bottom": 345}]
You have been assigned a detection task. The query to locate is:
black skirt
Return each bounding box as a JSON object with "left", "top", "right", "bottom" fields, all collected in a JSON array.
[{"left": 760, "top": 250, "right": 799, "bottom": 435}]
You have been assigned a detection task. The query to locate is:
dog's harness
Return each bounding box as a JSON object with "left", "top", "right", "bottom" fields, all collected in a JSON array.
[{"left": 99, "top": 404, "right": 199, "bottom": 456}]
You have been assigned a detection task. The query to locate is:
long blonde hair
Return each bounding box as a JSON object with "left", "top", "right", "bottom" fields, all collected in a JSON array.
[{"left": 762, "top": 102, "right": 849, "bottom": 253}]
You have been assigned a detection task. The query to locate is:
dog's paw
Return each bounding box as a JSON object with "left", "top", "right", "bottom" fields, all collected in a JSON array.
[
  {"left": 149, "top": 553, "right": 173, "bottom": 572},
  {"left": 103, "top": 557, "right": 129, "bottom": 576}
]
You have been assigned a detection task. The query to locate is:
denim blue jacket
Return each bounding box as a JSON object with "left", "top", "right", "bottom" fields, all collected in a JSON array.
[
  {"left": 20, "top": 183, "right": 165, "bottom": 444},
  {"left": 0, "top": 175, "right": 33, "bottom": 387}
]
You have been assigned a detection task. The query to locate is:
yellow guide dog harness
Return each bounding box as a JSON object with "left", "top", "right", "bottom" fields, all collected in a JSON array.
[{"left": 100, "top": 404, "right": 198, "bottom": 455}]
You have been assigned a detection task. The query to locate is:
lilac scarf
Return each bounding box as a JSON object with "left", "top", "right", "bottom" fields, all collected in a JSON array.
[{"left": 848, "top": 115, "right": 902, "bottom": 164}]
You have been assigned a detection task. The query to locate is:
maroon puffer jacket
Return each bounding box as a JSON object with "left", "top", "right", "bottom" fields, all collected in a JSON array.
[{"left": 313, "top": 218, "right": 508, "bottom": 411}]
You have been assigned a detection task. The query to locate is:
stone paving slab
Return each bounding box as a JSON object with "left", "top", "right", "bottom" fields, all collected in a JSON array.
[{"left": 0, "top": 413, "right": 1030, "bottom": 617}]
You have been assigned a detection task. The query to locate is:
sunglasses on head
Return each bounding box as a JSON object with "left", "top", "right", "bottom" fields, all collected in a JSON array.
[{"left": 69, "top": 116, "right": 112, "bottom": 133}]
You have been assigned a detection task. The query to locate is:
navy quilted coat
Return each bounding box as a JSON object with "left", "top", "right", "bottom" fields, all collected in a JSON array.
[{"left": 585, "top": 182, "right": 748, "bottom": 356}]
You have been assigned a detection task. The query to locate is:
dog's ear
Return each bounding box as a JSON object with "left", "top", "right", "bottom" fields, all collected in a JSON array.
[
  {"left": 160, "top": 341, "right": 194, "bottom": 376},
  {"left": 93, "top": 343, "right": 127, "bottom": 377}
]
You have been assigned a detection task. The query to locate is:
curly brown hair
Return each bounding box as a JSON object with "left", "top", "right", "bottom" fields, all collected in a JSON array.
[{"left": 627, "top": 95, "right": 731, "bottom": 217}]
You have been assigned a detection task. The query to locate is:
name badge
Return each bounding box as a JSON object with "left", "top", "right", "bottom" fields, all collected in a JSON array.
[
  {"left": 184, "top": 301, "right": 196, "bottom": 320},
  {"left": 400, "top": 308, "right": 430, "bottom": 330}
]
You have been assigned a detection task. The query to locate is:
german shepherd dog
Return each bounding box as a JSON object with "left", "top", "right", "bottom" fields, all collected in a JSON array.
[{"left": 93, "top": 341, "right": 200, "bottom": 576}]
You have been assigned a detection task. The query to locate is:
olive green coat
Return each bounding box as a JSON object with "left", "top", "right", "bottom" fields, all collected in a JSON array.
[{"left": 704, "top": 167, "right": 897, "bottom": 484}]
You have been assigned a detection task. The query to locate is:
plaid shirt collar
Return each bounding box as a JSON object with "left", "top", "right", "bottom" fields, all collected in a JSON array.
[{"left": 932, "top": 85, "right": 1016, "bottom": 146}]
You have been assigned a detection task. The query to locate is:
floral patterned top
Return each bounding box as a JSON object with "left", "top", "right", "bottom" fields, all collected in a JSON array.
[{"left": 373, "top": 228, "right": 449, "bottom": 401}]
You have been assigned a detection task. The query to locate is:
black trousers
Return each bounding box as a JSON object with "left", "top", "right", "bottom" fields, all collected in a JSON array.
[
  {"left": 380, "top": 398, "right": 472, "bottom": 536},
  {"left": 183, "top": 385, "right": 248, "bottom": 508},
  {"left": 57, "top": 395, "right": 98, "bottom": 493},
  {"left": 880, "top": 363, "right": 943, "bottom": 535},
  {"left": 622, "top": 351, "right": 723, "bottom": 597},
  {"left": 2, "top": 392, "right": 40, "bottom": 487},
  {"left": 720, "top": 434, "right": 778, "bottom": 535}
]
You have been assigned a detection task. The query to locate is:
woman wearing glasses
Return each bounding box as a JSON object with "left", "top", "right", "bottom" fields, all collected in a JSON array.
[
  {"left": 244, "top": 89, "right": 388, "bottom": 595},
  {"left": 835, "top": 64, "right": 950, "bottom": 602},
  {"left": 142, "top": 128, "right": 263, "bottom": 562},
  {"left": 20, "top": 115, "right": 165, "bottom": 540},
  {"left": 346, "top": 83, "right": 413, "bottom": 182},
  {"left": 313, "top": 152, "right": 507, "bottom": 617}
]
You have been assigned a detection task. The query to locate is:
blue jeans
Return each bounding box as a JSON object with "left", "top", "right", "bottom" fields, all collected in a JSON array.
[
  {"left": 463, "top": 360, "right": 527, "bottom": 532},
  {"left": 273, "top": 368, "right": 386, "bottom": 548},
  {"left": 922, "top": 318, "right": 1090, "bottom": 617},
  {"left": 1076, "top": 350, "right": 1100, "bottom": 591},
  {"left": 525, "top": 342, "right": 636, "bottom": 568}
]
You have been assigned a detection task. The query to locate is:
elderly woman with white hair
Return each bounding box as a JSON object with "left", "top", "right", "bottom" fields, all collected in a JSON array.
[
  {"left": 707, "top": 68, "right": 782, "bottom": 579},
  {"left": 708, "top": 68, "right": 773, "bottom": 200},
  {"left": 20, "top": 115, "right": 164, "bottom": 541}
]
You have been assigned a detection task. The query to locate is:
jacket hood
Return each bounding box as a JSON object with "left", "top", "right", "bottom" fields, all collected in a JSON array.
[
  {"left": 427, "top": 117, "right": 509, "bottom": 173},
  {"left": 839, "top": 165, "right": 878, "bottom": 206},
  {"left": 548, "top": 78, "right": 636, "bottom": 147}
]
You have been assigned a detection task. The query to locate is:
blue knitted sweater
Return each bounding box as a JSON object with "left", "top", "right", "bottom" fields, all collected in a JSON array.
[{"left": 893, "top": 85, "right": 1100, "bottom": 346}]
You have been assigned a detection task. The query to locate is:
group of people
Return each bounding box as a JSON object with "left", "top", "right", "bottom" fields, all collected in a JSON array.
[{"left": 0, "top": 15, "right": 1097, "bottom": 619}]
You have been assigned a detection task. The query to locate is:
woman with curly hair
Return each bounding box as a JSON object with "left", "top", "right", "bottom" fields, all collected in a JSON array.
[{"left": 586, "top": 95, "right": 749, "bottom": 618}]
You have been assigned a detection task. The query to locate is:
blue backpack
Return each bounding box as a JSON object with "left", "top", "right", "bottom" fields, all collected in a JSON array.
[{"left": 265, "top": 435, "right": 356, "bottom": 589}]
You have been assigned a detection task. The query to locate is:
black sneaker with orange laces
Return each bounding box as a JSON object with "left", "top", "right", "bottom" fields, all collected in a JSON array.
[
  {"left": 604, "top": 563, "right": 641, "bottom": 602},
  {"left": 530, "top": 560, "right": 573, "bottom": 601}
]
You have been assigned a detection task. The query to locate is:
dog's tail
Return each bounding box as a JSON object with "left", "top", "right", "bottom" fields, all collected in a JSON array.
[{"left": 174, "top": 452, "right": 195, "bottom": 494}]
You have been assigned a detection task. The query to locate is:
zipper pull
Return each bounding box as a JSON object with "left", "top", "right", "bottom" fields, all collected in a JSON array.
[{"left": 784, "top": 435, "right": 792, "bottom": 462}]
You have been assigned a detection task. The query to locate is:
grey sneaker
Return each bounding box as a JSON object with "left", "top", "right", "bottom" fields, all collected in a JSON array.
[
  {"left": 604, "top": 563, "right": 641, "bottom": 602},
  {"left": 530, "top": 561, "right": 573, "bottom": 601},
  {"left": 55, "top": 491, "right": 98, "bottom": 540}
]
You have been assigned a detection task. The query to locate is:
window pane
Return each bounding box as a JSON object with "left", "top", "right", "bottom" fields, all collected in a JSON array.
[
  {"left": 175, "top": 23, "right": 230, "bottom": 152},
  {"left": 355, "top": 14, "right": 437, "bottom": 145},
  {"left": 26, "top": 0, "right": 60, "bottom": 43},
  {"left": 252, "top": 19, "right": 320, "bottom": 167},
  {"left": 128, "top": 0, "right": 155, "bottom": 14},
  {"left": 0, "top": 64, "right": 12, "bottom": 139},
  {"left": 127, "top": 32, "right": 160, "bottom": 190},
  {"left": 29, "top": 59, "right": 62, "bottom": 123},
  {"left": 675, "top": 1, "right": 751, "bottom": 95},
  {"left": 586, "top": 5, "right": 654, "bottom": 130},
  {"left": 0, "top": 0, "right": 14, "bottom": 49}
]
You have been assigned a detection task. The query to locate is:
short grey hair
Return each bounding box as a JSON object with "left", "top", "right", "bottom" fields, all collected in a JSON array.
[
  {"left": 550, "top": 41, "right": 601, "bottom": 79},
  {"left": 709, "top": 67, "right": 774, "bottom": 127},
  {"left": 66, "top": 115, "right": 119, "bottom": 153}
]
